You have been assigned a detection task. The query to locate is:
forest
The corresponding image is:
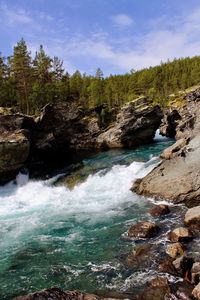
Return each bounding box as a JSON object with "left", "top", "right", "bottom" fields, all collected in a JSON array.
[{"left": 1, "top": 38, "right": 200, "bottom": 115}]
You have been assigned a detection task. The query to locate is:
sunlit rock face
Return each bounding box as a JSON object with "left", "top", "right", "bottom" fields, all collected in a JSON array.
[{"left": 97, "top": 99, "right": 163, "bottom": 149}]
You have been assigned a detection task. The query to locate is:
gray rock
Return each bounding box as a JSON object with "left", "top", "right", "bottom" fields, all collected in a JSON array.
[{"left": 97, "top": 100, "right": 163, "bottom": 149}]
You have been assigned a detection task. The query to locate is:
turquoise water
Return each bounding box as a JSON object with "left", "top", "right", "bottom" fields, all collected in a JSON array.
[{"left": 0, "top": 136, "right": 174, "bottom": 299}]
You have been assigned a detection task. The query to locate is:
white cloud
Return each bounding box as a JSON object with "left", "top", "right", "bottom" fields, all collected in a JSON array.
[
  {"left": 0, "top": 3, "right": 33, "bottom": 24},
  {"left": 1, "top": 1, "right": 200, "bottom": 75},
  {"left": 111, "top": 14, "right": 133, "bottom": 27}
]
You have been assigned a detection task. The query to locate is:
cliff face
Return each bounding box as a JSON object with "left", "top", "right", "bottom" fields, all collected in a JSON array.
[
  {"left": 133, "top": 88, "right": 200, "bottom": 207},
  {"left": 0, "top": 99, "right": 162, "bottom": 184},
  {"left": 97, "top": 98, "right": 163, "bottom": 149}
]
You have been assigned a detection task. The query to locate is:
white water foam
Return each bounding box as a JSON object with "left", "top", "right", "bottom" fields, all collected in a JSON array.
[
  {"left": 0, "top": 157, "right": 159, "bottom": 248},
  {"left": 154, "top": 129, "right": 169, "bottom": 142}
]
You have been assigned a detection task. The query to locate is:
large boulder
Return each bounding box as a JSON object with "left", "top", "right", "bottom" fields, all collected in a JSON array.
[
  {"left": 96, "top": 100, "right": 163, "bottom": 149},
  {"left": 0, "top": 112, "right": 34, "bottom": 184},
  {"left": 168, "top": 227, "right": 193, "bottom": 243},
  {"left": 128, "top": 221, "right": 160, "bottom": 239},
  {"left": 185, "top": 206, "right": 200, "bottom": 229}
]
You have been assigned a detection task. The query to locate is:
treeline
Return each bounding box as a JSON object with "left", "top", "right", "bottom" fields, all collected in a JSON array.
[{"left": 1, "top": 38, "right": 200, "bottom": 114}]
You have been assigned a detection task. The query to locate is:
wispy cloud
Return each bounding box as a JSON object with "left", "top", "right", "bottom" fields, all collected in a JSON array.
[
  {"left": 111, "top": 14, "right": 133, "bottom": 27},
  {"left": 0, "top": 3, "right": 33, "bottom": 24}
]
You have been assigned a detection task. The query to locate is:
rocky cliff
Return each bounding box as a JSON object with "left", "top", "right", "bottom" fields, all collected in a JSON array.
[{"left": 133, "top": 88, "right": 200, "bottom": 207}]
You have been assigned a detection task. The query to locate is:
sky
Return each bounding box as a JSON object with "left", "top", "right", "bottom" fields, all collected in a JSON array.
[{"left": 1, "top": 0, "right": 200, "bottom": 75}]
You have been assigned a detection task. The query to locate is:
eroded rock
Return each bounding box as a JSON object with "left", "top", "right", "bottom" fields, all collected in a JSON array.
[{"left": 97, "top": 100, "right": 163, "bottom": 149}]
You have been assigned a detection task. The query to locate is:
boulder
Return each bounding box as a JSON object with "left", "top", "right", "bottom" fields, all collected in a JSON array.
[
  {"left": 140, "top": 276, "right": 171, "bottom": 300},
  {"left": 191, "top": 262, "right": 200, "bottom": 285},
  {"left": 160, "top": 138, "right": 188, "bottom": 160},
  {"left": 168, "top": 227, "right": 193, "bottom": 243},
  {"left": 192, "top": 282, "right": 200, "bottom": 300},
  {"left": 173, "top": 255, "right": 194, "bottom": 278},
  {"left": 158, "top": 258, "right": 177, "bottom": 275},
  {"left": 166, "top": 242, "right": 185, "bottom": 259},
  {"left": 126, "top": 244, "right": 154, "bottom": 268},
  {"left": 128, "top": 221, "right": 160, "bottom": 239},
  {"left": 14, "top": 288, "right": 100, "bottom": 300},
  {"left": 185, "top": 206, "right": 200, "bottom": 229},
  {"left": 96, "top": 101, "right": 163, "bottom": 149},
  {"left": 149, "top": 204, "right": 170, "bottom": 217}
]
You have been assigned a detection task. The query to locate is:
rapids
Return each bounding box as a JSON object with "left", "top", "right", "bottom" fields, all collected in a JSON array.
[{"left": 0, "top": 136, "right": 174, "bottom": 299}]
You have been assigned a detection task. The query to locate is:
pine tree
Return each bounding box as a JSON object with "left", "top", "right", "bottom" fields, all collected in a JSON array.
[{"left": 11, "top": 39, "right": 32, "bottom": 114}]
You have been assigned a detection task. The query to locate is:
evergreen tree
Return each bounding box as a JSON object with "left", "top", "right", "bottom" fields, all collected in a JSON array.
[{"left": 11, "top": 39, "right": 32, "bottom": 114}]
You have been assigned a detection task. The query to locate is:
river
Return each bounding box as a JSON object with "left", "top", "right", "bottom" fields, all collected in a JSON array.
[{"left": 0, "top": 133, "right": 175, "bottom": 299}]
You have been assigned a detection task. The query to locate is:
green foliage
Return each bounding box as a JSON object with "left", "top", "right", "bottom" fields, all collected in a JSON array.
[{"left": 0, "top": 39, "right": 200, "bottom": 114}]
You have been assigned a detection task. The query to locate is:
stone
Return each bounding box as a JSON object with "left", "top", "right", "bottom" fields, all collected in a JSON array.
[
  {"left": 191, "top": 262, "right": 200, "bottom": 285},
  {"left": 14, "top": 288, "right": 100, "bottom": 300},
  {"left": 160, "top": 109, "right": 182, "bottom": 138},
  {"left": 168, "top": 227, "right": 193, "bottom": 243},
  {"left": 166, "top": 242, "right": 185, "bottom": 259},
  {"left": 158, "top": 258, "right": 177, "bottom": 275},
  {"left": 128, "top": 221, "right": 160, "bottom": 239},
  {"left": 173, "top": 256, "right": 194, "bottom": 278},
  {"left": 192, "top": 282, "right": 200, "bottom": 299},
  {"left": 126, "top": 244, "right": 153, "bottom": 268},
  {"left": 185, "top": 206, "right": 200, "bottom": 229},
  {"left": 132, "top": 98, "right": 200, "bottom": 204},
  {"left": 149, "top": 204, "right": 170, "bottom": 217},
  {"left": 96, "top": 101, "right": 163, "bottom": 149},
  {"left": 140, "top": 276, "right": 170, "bottom": 300},
  {"left": 160, "top": 138, "right": 188, "bottom": 160},
  {"left": 0, "top": 130, "right": 30, "bottom": 184}
]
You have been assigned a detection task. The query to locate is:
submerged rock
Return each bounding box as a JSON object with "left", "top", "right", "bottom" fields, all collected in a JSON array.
[
  {"left": 97, "top": 100, "right": 163, "bottom": 149},
  {"left": 14, "top": 288, "right": 100, "bottom": 300},
  {"left": 140, "top": 276, "right": 171, "bottom": 300},
  {"left": 128, "top": 221, "right": 160, "bottom": 239},
  {"left": 149, "top": 204, "right": 170, "bottom": 217}
]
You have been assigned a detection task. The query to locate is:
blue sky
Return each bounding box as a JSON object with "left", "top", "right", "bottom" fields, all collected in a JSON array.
[{"left": 1, "top": 0, "right": 200, "bottom": 75}]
